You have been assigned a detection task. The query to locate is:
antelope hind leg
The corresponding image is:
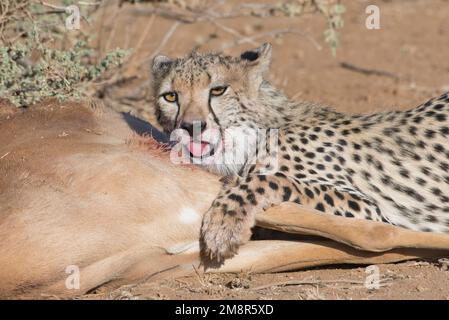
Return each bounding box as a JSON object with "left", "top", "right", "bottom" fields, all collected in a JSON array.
[
  {"left": 256, "top": 202, "right": 449, "bottom": 252},
  {"left": 215, "top": 240, "right": 447, "bottom": 274}
]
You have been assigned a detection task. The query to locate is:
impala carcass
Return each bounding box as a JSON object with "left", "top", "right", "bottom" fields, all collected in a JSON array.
[{"left": 0, "top": 100, "right": 448, "bottom": 299}]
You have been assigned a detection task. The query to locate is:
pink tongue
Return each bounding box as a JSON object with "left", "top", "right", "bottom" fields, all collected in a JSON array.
[{"left": 188, "top": 141, "right": 209, "bottom": 157}]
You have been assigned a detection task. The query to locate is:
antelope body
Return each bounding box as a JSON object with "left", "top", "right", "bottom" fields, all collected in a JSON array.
[{"left": 1, "top": 100, "right": 449, "bottom": 299}]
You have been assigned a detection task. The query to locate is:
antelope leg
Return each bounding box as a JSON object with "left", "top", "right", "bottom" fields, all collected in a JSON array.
[
  {"left": 256, "top": 202, "right": 449, "bottom": 252},
  {"left": 217, "top": 240, "right": 447, "bottom": 273},
  {"left": 32, "top": 247, "right": 200, "bottom": 299}
]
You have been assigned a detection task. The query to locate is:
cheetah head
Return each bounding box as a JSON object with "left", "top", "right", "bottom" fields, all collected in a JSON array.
[{"left": 151, "top": 43, "right": 279, "bottom": 175}]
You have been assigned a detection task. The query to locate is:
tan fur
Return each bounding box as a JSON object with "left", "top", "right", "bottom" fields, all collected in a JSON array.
[
  {"left": 0, "top": 100, "right": 220, "bottom": 298},
  {"left": 1, "top": 100, "right": 448, "bottom": 299},
  {"left": 151, "top": 45, "right": 449, "bottom": 264}
]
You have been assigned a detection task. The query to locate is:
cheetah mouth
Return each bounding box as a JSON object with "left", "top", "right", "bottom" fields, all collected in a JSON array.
[{"left": 187, "top": 140, "right": 217, "bottom": 159}]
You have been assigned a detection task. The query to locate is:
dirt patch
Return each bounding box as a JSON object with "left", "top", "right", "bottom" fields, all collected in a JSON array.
[
  {"left": 82, "top": 260, "right": 449, "bottom": 300},
  {"left": 78, "top": 0, "right": 449, "bottom": 300}
]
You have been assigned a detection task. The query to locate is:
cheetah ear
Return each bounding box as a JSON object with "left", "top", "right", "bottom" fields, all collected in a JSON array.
[
  {"left": 151, "top": 55, "right": 173, "bottom": 78},
  {"left": 240, "top": 43, "right": 272, "bottom": 74},
  {"left": 240, "top": 43, "right": 272, "bottom": 96}
]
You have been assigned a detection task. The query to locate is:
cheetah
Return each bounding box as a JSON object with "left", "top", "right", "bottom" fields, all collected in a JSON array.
[{"left": 151, "top": 43, "right": 449, "bottom": 266}]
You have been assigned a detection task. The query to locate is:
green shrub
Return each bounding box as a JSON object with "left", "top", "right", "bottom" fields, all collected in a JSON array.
[{"left": 0, "top": 0, "right": 128, "bottom": 107}]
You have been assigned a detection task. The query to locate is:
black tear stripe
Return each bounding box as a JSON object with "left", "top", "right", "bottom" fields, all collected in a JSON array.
[
  {"left": 173, "top": 102, "right": 181, "bottom": 131},
  {"left": 208, "top": 94, "right": 221, "bottom": 128}
]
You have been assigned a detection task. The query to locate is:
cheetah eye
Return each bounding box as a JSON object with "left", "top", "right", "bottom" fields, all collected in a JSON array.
[
  {"left": 210, "top": 86, "right": 227, "bottom": 97},
  {"left": 162, "top": 92, "right": 177, "bottom": 103}
]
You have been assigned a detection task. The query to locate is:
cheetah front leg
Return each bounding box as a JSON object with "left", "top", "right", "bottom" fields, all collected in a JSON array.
[
  {"left": 200, "top": 172, "right": 385, "bottom": 266},
  {"left": 200, "top": 173, "right": 299, "bottom": 267}
]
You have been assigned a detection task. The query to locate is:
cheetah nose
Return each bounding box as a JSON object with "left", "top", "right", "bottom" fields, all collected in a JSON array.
[{"left": 180, "top": 120, "right": 207, "bottom": 137}]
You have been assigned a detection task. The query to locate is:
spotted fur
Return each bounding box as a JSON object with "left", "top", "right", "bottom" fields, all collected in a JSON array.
[{"left": 152, "top": 43, "right": 449, "bottom": 265}]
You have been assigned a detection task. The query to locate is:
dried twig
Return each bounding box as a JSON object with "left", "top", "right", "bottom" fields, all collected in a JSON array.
[
  {"left": 119, "top": 13, "right": 156, "bottom": 77},
  {"left": 132, "top": 14, "right": 156, "bottom": 58},
  {"left": 221, "top": 28, "right": 322, "bottom": 51},
  {"left": 138, "top": 21, "right": 180, "bottom": 65},
  {"left": 208, "top": 18, "right": 259, "bottom": 47},
  {"left": 192, "top": 264, "right": 206, "bottom": 287},
  {"left": 103, "top": 4, "right": 122, "bottom": 53},
  {"left": 340, "top": 62, "right": 400, "bottom": 80},
  {"left": 250, "top": 278, "right": 392, "bottom": 291},
  {"left": 0, "top": 152, "right": 10, "bottom": 160},
  {"left": 33, "top": 0, "right": 65, "bottom": 11},
  {"left": 78, "top": 1, "right": 102, "bottom": 5}
]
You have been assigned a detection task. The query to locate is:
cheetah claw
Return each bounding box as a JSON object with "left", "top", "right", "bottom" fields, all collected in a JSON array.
[{"left": 200, "top": 204, "right": 253, "bottom": 267}]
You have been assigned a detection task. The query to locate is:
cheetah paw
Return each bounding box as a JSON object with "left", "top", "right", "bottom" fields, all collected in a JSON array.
[{"left": 199, "top": 203, "right": 254, "bottom": 268}]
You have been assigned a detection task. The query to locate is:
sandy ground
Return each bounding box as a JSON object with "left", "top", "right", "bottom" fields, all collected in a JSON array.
[{"left": 75, "top": 0, "right": 449, "bottom": 299}]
